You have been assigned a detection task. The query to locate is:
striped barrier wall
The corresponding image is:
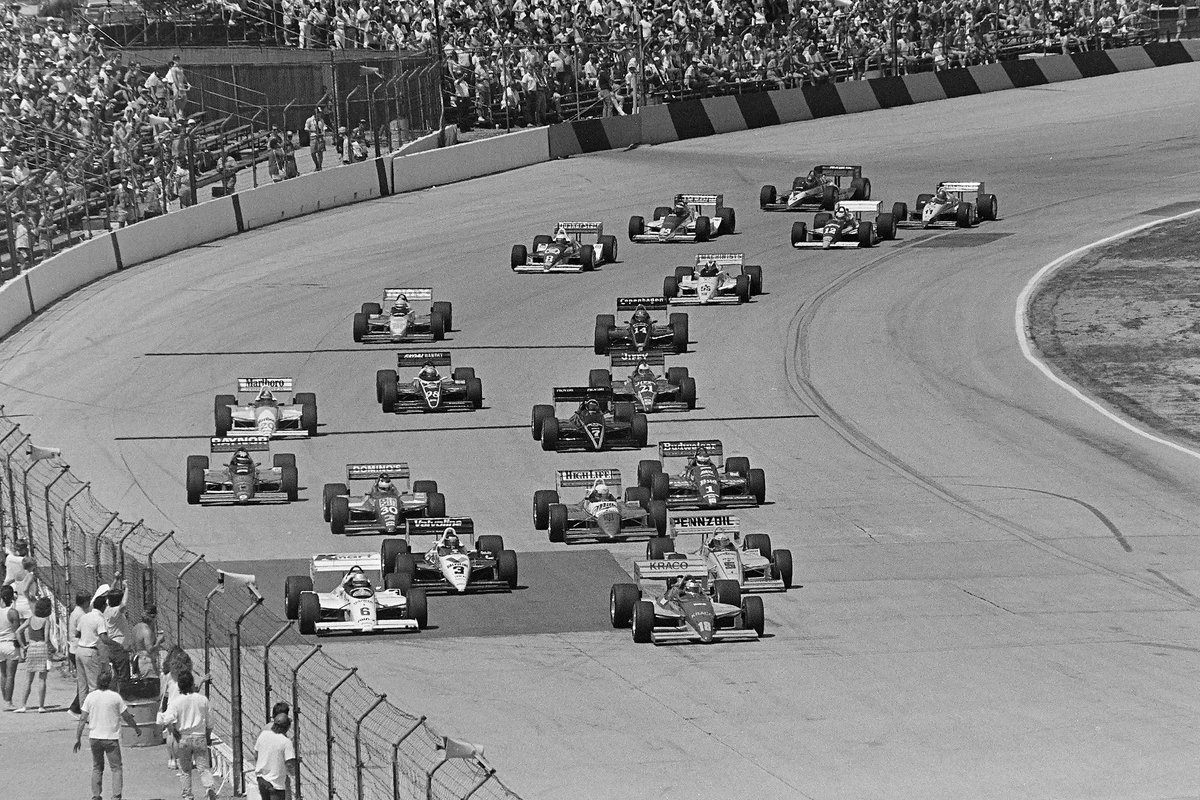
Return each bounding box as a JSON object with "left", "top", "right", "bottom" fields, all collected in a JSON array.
[{"left": 548, "top": 41, "right": 1200, "bottom": 157}]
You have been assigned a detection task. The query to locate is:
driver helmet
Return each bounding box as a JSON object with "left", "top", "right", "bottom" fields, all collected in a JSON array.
[
  {"left": 694, "top": 447, "right": 712, "bottom": 466},
  {"left": 680, "top": 577, "right": 702, "bottom": 597},
  {"left": 806, "top": 168, "right": 817, "bottom": 183},
  {"left": 673, "top": 200, "right": 689, "bottom": 216},
  {"left": 554, "top": 225, "right": 568, "bottom": 243},
  {"left": 834, "top": 205, "right": 851, "bottom": 220},
  {"left": 376, "top": 473, "right": 392, "bottom": 492},
  {"left": 441, "top": 531, "right": 460, "bottom": 551},
  {"left": 700, "top": 259, "right": 719, "bottom": 276},
  {"left": 392, "top": 293, "right": 409, "bottom": 314},
  {"left": 630, "top": 305, "right": 650, "bottom": 324},
  {"left": 591, "top": 479, "right": 609, "bottom": 497},
  {"left": 255, "top": 387, "right": 276, "bottom": 403},
  {"left": 419, "top": 362, "right": 440, "bottom": 381},
  {"left": 584, "top": 398, "right": 602, "bottom": 414},
  {"left": 935, "top": 186, "right": 949, "bottom": 201},
  {"left": 635, "top": 360, "right": 654, "bottom": 378},
  {"left": 233, "top": 447, "right": 251, "bottom": 463},
  {"left": 346, "top": 572, "right": 371, "bottom": 593},
  {"left": 710, "top": 532, "right": 733, "bottom": 550}
]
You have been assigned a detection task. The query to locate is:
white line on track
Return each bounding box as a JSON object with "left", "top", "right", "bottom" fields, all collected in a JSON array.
[{"left": 1015, "top": 205, "right": 1200, "bottom": 462}]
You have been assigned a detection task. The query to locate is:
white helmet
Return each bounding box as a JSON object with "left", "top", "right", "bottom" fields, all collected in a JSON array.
[
  {"left": 554, "top": 226, "right": 568, "bottom": 242},
  {"left": 592, "top": 479, "right": 608, "bottom": 496}
]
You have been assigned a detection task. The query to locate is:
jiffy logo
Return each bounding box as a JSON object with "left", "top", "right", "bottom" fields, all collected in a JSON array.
[{"left": 673, "top": 515, "right": 737, "bottom": 528}]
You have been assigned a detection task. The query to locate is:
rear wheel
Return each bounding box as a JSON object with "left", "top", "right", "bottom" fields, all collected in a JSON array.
[
  {"left": 759, "top": 185, "right": 776, "bottom": 208},
  {"left": 610, "top": 583, "right": 640, "bottom": 628},
  {"left": 548, "top": 503, "right": 568, "bottom": 543},
  {"left": 352, "top": 313, "right": 368, "bottom": 342},
  {"left": 773, "top": 549, "right": 794, "bottom": 589},
  {"left": 580, "top": 244, "right": 596, "bottom": 271},
  {"left": 669, "top": 313, "right": 688, "bottom": 353},
  {"left": 392, "top": 554, "right": 416, "bottom": 593},
  {"left": 820, "top": 184, "right": 837, "bottom": 210},
  {"left": 426, "top": 491, "right": 446, "bottom": 517},
  {"left": 624, "top": 486, "right": 650, "bottom": 508},
  {"left": 541, "top": 417, "right": 560, "bottom": 451},
  {"left": 628, "top": 216, "right": 644, "bottom": 241},
  {"left": 646, "top": 535, "right": 674, "bottom": 560},
  {"left": 388, "top": 569, "right": 413, "bottom": 594},
  {"left": 892, "top": 201, "right": 908, "bottom": 221},
  {"left": 632, "top": 600, "right": 655, "bottom": 643},
  {"left": 637, "top": 460, "right": 662, "bottom": 488},
  {"left": 531, "top": 404, "right": 554, "bottom": 440},
  {"left": 747, "top": 468, "right": 766, "bottom": 504},
  {"left": 666, "top": 366, "right": 689, "bottom": 385},
  {"left": 648, "top": 500, "right": 667, "bottom": 535},
  {"left": 613, "top": 401, "right": 634, "bottom": 423},
  {"left": 679, "top": 376, "right": 697, "bottom": 408},
  {"left": 663, "top": 275, "right": 679, "bottom": 299},
  {"left": 412, "top": 479, "right": 438, "bottom": 495},
  {"left": 361, "top": 302, "right": 382, "bottom": 316},
  {"left": 743, "top": 533, "right": 772, "bottom": 559},
  {"left": 790, "top": 221, "right": 808, "bottom": 246},
  {"left": 631, "top": 414, "right": 649, "bottom": 447},
  {"left": 743, "top": 265, "right": 763, "bottom": 295},
  {"left": 273, "top": 453, "right": 296, "bottom": 470},
  {"left": 496, "top": 550, "right": 518, "bottom": 588},
  {"left": 589, "top": 369, "right": 612, "bottom": 389},
  {"left": 298, "top": 593, "right": 320, "bottom": 635},
  {"left": 694, "top": 215, "right": 711, "bottom": 241},
  {"left": 466, "top": 378, "right": 484, "bottom": 408},
  {"left": 533, "top": 489, "right": 559, "bottom": 529},
  {"left": 330, "top": 496, "right": 350, "bottom": 535},
  {"left": 284, "top": 575, "right": 313, "bottom": 620},
  {"left": 713, "top": 579, "right": 740, "bottom": 607},
  {"left": 380, "top": 539, "right": 411, "bottom": 577},
  {"left": 510, "top": 244, "right": 527, "bottom": 270},
  {"left": 281, "top": 466, "right": 299, "bottom": 501},
  {"left": 741, "top": 595, "right": 765, "bottom": 635}
]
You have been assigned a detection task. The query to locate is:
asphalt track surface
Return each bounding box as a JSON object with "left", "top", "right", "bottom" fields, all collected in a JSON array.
[{"left": 3, "top": 65, "right": 1200, "bottom": 798}]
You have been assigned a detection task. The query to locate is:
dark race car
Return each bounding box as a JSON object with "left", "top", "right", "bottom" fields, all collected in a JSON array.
[
  {"left": 533, "top": 468, "right": 667, "bottom": 543},
  {"left": 760, "top": 164, "right": 871, "bottom": 212},
  {"left": 352, "top": 287, "right": 453, "bottom": 344},
  {"left": 376, "top": 351, "right": 483, "bottom": 413},
  {"left": 790, "top": 201, "right": 897, "bottom": 249},
  {"left": 322, "top": 462, "right": 447, "bottom": 535},
  {"left": 511, "top": 221, "right": 618, "bottom": 273},
  {"left": 531, "top": 386, "right": 649, "bottom": 452},
  {"left": 637, "top": 439, "right": 766, "bottom": 509},
  {"left": 590, "top": 350, "right": 696, "bottom": 413},
  {"left": 186, "top": 436, "right": 298, "bottom": 505},
  {"left": 594, "top": 297, "right": 688, "bottom": 355},
  {"left": 628, "top": 194, "right": 736, "bottom": 243},
  {"left": 893, "top": 181, "right": 998, "bottom": 229},
  {"left": 380, "top": 517, "right": 518, "bottom": 594}
]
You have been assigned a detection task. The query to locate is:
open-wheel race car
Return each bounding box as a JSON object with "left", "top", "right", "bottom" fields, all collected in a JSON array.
[
  {"left": 353, "top": 287, "right": 453, "bottom": 344},
  {"left": 594, "top": 298, "right": 688, "bottom": 355},
  {"left": 760, "top": 164, "right": 872, "bottom": 212},
  {"left": 531, "top": 386, "right": 649, "bottom": 452},
  {"left": 893, "top": 181, "right": 998, "bottom": 229},
  {"left": 790, "top": 201, "right": 897, "bottom": 249},
  {"left": 214, "top": 378, "right": 317, "bottom": 438},
  {"left": 589, "top": 351, "right": 696, "bottom": 413},
  {"left": 628, "top": 194, "right": 735, "bottom": 243},
  {"left": 647, "top": 512, "right": 792, "bottom": 592},
  {"left": 511, "top": 221, "right": 618, "bottom": 273},
  {"left": 378, "top": 517, "right": 518, "bottom": 594},
  {"left": 322, "top": 462, "right": 446, "bottom": 535},
  {"left": 284, "top": 552, "right": 427, "bottom": 636},
  {"left": 186, "top": 436, "right": 298, "bottom": 505},
  {"left": 664, "top": 253, "right": 762, "bottom": 305},
  {"left": 609, "top": 556, "right": 764, "bottom": 644},
  {"left": 533, "top": 468, "right": 667, "bottom": 543},
  {"left": 376, "top": 351, "right": 483, "bottom": 413},
  {"left": 638, "top": 439, "right": 766, "bottom": 509}
]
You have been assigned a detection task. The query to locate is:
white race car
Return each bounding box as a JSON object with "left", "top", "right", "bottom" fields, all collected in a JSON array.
[
  {"left": 214, "top": 378, "right": 317, "bottom": 438},
  {"left": 381, "top": 517, "right": 518, "bottom": 594},
  {"left": 893, "top": 181, "right": 998, "bottom": 229},
  {"left": 285, "top": 553, "right": 427, "bottom": 635},
  {"left": 648, "top": 513, "right": 792, "bottom": 592},
  {"left": 663, "top": 254, "right": 763, "bottom": 305},
  {"left": 629, "top": 194, "right": 736, "bottom": 243}
]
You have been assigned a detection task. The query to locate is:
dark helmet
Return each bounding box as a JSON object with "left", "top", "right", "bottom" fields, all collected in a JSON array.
[
  {"left": 680, "top": 577, "right": 702, "bottom": 597},
  {"left": 631, "top": 305, "right": 650, "bottom": 324},
  {"left": 694, "top": 447, "right": 712, "bottom": 465},
  {"left": 441, "top": 531, "right": 460, "bottom": 550},
  {"left": 419, "top": 362, "right": 439, "bottom": 381},
  {"left": 376, "top": 473, "right": 392, "bottom": 491},
  {"left": 584, "top": 398, "right": 602, "bottom": 414}
]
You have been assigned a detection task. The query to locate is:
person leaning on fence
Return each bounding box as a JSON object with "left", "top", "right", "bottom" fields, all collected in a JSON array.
[
  {"left": 254, "top": 707, "right": 297, "bottom": 800},
  {"left": 76, "top": 668, "right": 142, "bottom": 800},
  {"left": 163, "top": 669, "right": 217, "bottom": 800},
  {"left": 75, "top": 586, "right": 117, "bottom": 710},
  {"left": 12, "top": 211, "right": 32, "bottom": 269},
  {"left": 104, "top": 583, "right": 133, "bottom": 693}
]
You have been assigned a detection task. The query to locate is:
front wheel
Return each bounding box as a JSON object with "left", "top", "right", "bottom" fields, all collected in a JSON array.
[
  {"left": 541, "top": 417, "right": 560, "bottom": 451},
  {"left": 669, "top": 313, "right": 688, "bottom": 353},
  {"left": 741, "top": 595, "right": 765, "bottom": 636},
  {"left": 533, "top": 489, "right": 559, "bottom": 530},
  {"left": 632, "top": 600, "right": 655, "bottom": 643},
  {"left": 790, "top": 221, "right": 808, "bottom": 246},
  {"left": 580, "top": 244, "right": 595, "bottom": 271},
  {"left": 743, "top": 264, "right": 763, "bottom": 295},
  {"left": 599, "top": 234, "right": 617, "bottom": 263},
  {"left": 663, "top": 275, "right": 679, "bottom": 300},
  {"left": 630, "top": 414, "right": 648, "bottom": 447},
  {"left": 628, "top": 215, "right": 644, "bottom": 241},
  {"left": 759, "top": 185, "right": 776, "bottom": 208},
  {"left": 532, "top": 404, "right": 554, "bottom": 440},
  {"left": 510, "top": 243, "right": 527, "bottom": 271},
  {"left": 466, "top": 378, "right": 484, "bottom": 409},
  {"left": 548, "top": 503, "right": 568, "bottom": 542},
  {"left": 956, "top": 202, "right": 975, "bottom": 228},
  {"left": 610, "top": 583, "right": 640, "bottom": 628},
  {"left": 694, "top": 215, "right": 711, "bottom": 242}
]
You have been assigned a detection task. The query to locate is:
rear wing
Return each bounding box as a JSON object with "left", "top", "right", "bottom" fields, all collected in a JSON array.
[
  {"left": 835, "top": 201, "right": 881, "bottom": 214},
  {"left": 383, "top": 288, "right": 433, "bottom": 303},
  {"left": 610, "top": 351, "right": 665, "bottom": 368},
  {"left": 695, "top": 253, "right": 744, "bottom": 268},
  {"left": 310, "top": 552, "right": 381, "bottom": 573},
  {"left": 346, "top": 463, "right": 410, "bottom": 481},
  {"left": 674, "top": 194, "right": 721, "bottom": 206},
  {"left": 553, "top": 386, "right": 612, "bottom": 404},
  {"left": 554, "top": 221, "right": 603, "bottom": 235},
  {"left": 814, "top": 165, "right": 861, "bottom": 177},
  {"left": 406, "top": 517, "right": 475, "bottom": 538},
  {"left": 937, "top": 181, "right": 983, "bottom": 194},
  {"left": 658, "top": 440, "right": 724, "bottom": 460},
  {"left": 210, "top": 436, "right": 269, "bottom": 453},
  {"left": 397, "top": 350, "right": 452, "bottom": 368},
  {"left": 557, "top": 468, "right": 622, "bottom": 489},
  {"left": 633, "top": 557, "right": 709, "bottom": 581},
  {"left": 669, "top": 513, "right": 741, "bottom": 537},
  {"left": 617, "top": 297, "right": 669, "bottom": 312},
  {"left": 237, "top": 377, "right": 294, "bottom": 393}
]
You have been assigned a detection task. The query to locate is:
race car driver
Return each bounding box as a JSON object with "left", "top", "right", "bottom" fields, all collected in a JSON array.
[
  {"left": 586, "top": 479, "right": 616, "bottom": 503},
  {"left": 629, "top": 305, "right": 652, "bottom": 326},
  {"left": 632, "top": 361, "right": 657, "bottom": 382},
  {"left": 343, "top": 569, "right": 373, "bottom": 598},
  {"left": 230, "top": 448, "right": 254, "bottom": 474},
  {"left": 417, "top": 362, "right": 441, "bottom": 382},
  {"left": 390, "top": 293, "right": 411, "bottom": 318},
  {"left": 709, "top": 532, "right": 736, "bottom": 551},
  {"left": 697, "top": 259, "right": 720, "bottom": 278},
  {"left": 252, "top": 387, "right": 278, "bottom": 405}
]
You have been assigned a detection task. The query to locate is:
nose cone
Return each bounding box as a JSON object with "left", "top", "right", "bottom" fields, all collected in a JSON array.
[
  {"left": 704, "top": 494, "right": 719, "bottom": 507},
  {"left": 596, "top": 510, "right": 622, "bottom": 538},
  {"left": 237, "top": 493, "right": 249, "bottom": 502}
]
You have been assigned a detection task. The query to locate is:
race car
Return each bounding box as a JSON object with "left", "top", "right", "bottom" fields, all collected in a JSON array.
[
  {"left": 790, "top": 201, "right": 897, "bottom": 249},
  {"left": 378, "top": 517, "right": 518, "bottom": 594},
  {"left": 637, "top": 439, "right": 766, "bottom": 509},
  {"left": 533, "top": 468, "right": 667, "bottom": 543},
  {"left": 589, "top": 351, "right": 696, "bottom": 413},
  {"left": 893, "top": 181, "right": 998, "bottom": 229},
  {"left": 647, "top": 513, "right": 792, "bottom": 592},
  {"left": 594, "top": 298, "right": 688, "bottom": 355},
  {"left": 759, "top": 164, "right": 872, "bottom": 212},
  {"left": 352, "top": 287, "right": 453, "bottom": 344},
  {"left": 510, "top": 222, "right": 618, "bottom": 273},
  {"left": 214, "top": 378, "right": 317, "bottom": 438},
  {"left": 628, "top": 194, "right": 736, "bottom": 243},
  {"left": 322, "top": 462, "right": 447, "bottom": 536},
  {"left": 531, "top": 386, "right": 650, "bottom": 452},
  {"left": 663, "top": 253, "right": 763, "bottom": 305},
  {"left": 376, "top": 351, "right": 483, "bottom": 413},
  {"left": 186, "top": 436, "right": 298, "bottom": 505},
  {"left": 284, "top": 553, "right": 427, "bottom": 635},
  {"left": 609, "top": 557, "right": 764, "bottom": 644}
]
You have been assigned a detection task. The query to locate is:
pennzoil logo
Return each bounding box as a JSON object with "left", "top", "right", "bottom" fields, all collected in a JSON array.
[{"left": 672, "top": 515, "right": 737, "bottom": 529}]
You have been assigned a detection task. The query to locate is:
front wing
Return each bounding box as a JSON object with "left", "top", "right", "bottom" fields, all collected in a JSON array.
[
  {"left": 313, "top": 618, "right": 419, "bottom": 634},
  {"left": 550, "top": 421, "right": 642, "bottom": 451},
  {"left": 359, "top": 315, "right": 438, "bottom": 343}
]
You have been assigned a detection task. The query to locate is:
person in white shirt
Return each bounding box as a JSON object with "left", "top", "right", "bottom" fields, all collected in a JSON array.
[
  {"left": 75, "top": 669, "right": 141, "bottom": 800},
  {"left": 303, "top": 107, "right": 327, "bottom": 171},
  {"left": 0, "top": 585, "right": 20, "bottom": 708},
  {"left": 163, "top": 670, "right": 216, "bottom": 800},
  {"left": 254, "top": 709, "right": 297, "bottom": 800},
  {"left": 68, "top": 591, "right": 90, "bottom": 716},
  {"left": 76, "top": 587, "right": 120, "bottom": 709}
]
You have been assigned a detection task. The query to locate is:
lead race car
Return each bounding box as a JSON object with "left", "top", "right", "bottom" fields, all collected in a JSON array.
[
  {"left": 186, "top": 436, "right": 299, "bottom": 505},
  {"left": 647, "top": 513, "right": 793, "bottom": 592},
  {"left": 790, "top": 201, "right": 897, "bottom": 249},
  {"left": 893, "top": 181, "right": 998, "bottom": 229},
  {"left": 511, "top": 222, "right": 618, "bottom": 273},
  {"left": 533, "top": 468, "right": 667, "bottom": 543},
  {"left": 376, "top": 351, "right": 483, "bottom": 413},
  {"left": 664, "top": 253, "right": 762, "bottom": 304},
  {"left": 379, "top": 517, "right": 518, "bottom": 594},
  {"left": 628, "top": 194, "right": 736, "bottom": 243},
  {"left": 531, "top": 387, "right": 650, "bottom": 452},
  {"left": 352, "top": 287, "right": 453, "bottom": 343},
  {"left": 594, "top": 298, "right": 688, "bottom": 355},
  {"left": 214, "top": 378, "right": 317, "bottom": 438},
  {"left": 759, "top": 164, "right": 872, "bottom": 212},
  {"left": 284, "top": 553, "right": 427, "bottom": 636},
  {"left": 638, "top": 439, "right": 766, "bottom": 508},
  {"left": 609, "top": 557, "right": 764, "bottom": 644},
  {"left": 589, "top": 351, "right": 696, "bottom": 413},
  {"left": 322, "top": 462, "right": 447, "bottom": 535}
]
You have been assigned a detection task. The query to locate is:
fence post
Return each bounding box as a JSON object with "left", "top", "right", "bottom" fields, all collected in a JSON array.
[
  {"left": 20, "top": 458, "right": 45, "bottom": 550},
  {"left": 5, "top": 433, "right": 30, "bottom": 542},
  {"left": 325, "top": 667, "right": 358, "bottom": 800},
  {"left": 391, "top": 716, "right": 426, "bottom": 800},
  {"left": 291, "top": 643, "right": 323, "bottom": 800},
  {"left": 40, "top": 465, "right": 71, "bottom": 589},
  {"left": 175, "top": 553, "right": 204, "bottom": 646},
  {"left": 354, "top": 694, "right": 387, "bottom": 800},
  {"left": 263, "top": 620, "right": 294, "bottom": 721},
  {"left": 231, "top": 583, "right": 264, "bottom": 797},
  {"left": 114, "top": 518, "right": 143, "bottom": 583},
  {"left": 144, "top": 530, "right": 174, "bottom": 610},
  {"left": 88, "top": 513, "right": 120, "bottom": 588},
  {"left": 60, "top": 481, "right": 89, "bottom": 603},
  {"left": 0, "top": 426, "right": 23, "bottom": 549},
  {"left": 201, "top": 582, "right": 222, "bottom": 700},
  {"left": 425, "top": 757, "right": 450, "bottom": 800},
  {"left": 463, "top": 769, "right": 497, "bottom": 800}
]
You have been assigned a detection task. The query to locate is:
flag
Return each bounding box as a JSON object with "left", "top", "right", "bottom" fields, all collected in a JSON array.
[
  {"left": 442, "top": 736, "right": 483, "bottom": 759},
  {"left": 27, "top": 444, "right": 60, "bottom": 461}
]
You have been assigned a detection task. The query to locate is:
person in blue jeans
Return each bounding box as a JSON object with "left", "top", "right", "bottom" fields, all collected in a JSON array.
[
  {"left": 75, "top": 668, "right": 142, "bottom": 800},
  {"left": 163, "top": 669, "right": 217, "bottom": 800},
  {"left": 254, "top": 707, "right": 297, "bottom": 799}
]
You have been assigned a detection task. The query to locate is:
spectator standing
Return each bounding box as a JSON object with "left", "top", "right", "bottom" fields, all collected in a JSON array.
[
  {"left": 12, "top": 211, "right": 32, "bottom": 269},
  {"left": 163, "top": 669, "right": 217, "bottom": 800},
  {"left": 75, "top": 586, "right": 111, "bottom": 710},
  {"left": 254, "top": 707, "right": 297, "bottom": 800},
  {"left": 267, "top": 128, "right": 284, "bottom": 182},
  {"left": 14, "top": 595, "right": 55, "bottom": 712},
  {"left": 67, "top": 591, "right": 90, "bottom": 716},
  {"left": 0, "top": 585, "right": 20, "bottom": 709},
  {"left": 283, "top": 133, "right": 299, "bottom": 179},
  {"left": 75, "top": 669, "right": 142, "bottom": 800},
  {"left": 158, "top": 646, "right": 193, "bottom": 770},
  {"left": 164, "top": 56, "right": 189, "bottom": 118},
  {"left": 303, "top": 107, "right": 327, "bottom": 171},
  {"left": 103, "top": 584, "right": 132, "bottom": 692},
  {"left": 221, "top": 150, "right": 238, "bottom": 194},
  {"left": 129, "top": 605, "right": 163, "bottom": 678}
]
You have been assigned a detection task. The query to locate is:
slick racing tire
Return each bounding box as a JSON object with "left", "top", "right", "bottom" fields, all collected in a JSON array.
[
  {"left": 281, "top": 465, "right": 299, "bottom": 501},
  {"left": 630, "top": 413, "right": 649, "bottom": 447},
  {"left": 813, "top": 212, "right": 832, "bottom": 229},
  {"left": 299, "top": 400, "right": 318, "bottom": 436},
  {"left": 743, "top": 533, "right": 773, "bottom": 559},
  {"left": 820, "top": 184, "right": 837, "bottom": 210},
  {"left": 669, "top": 313, "right": 688, "bottom": 353},
  {"left": 214, "top": 405, "right": 233, "bottom": 437},
  {"left": 466, "top": 378, "right": 484, "bottom": 409},
  {"left": 430, "top": 308, "right": 446, "bottom": 340},
  {"left": 477, "top": 534, "right": 505, "bottom": 559},
  {"left": 426, "top": 491, "right": 446, "bottom": 517},
  {"left": 298, "top": 593, "right": 321, "bottom": 635},
  {"left": 694, "top": 215, "right": 711, "bottom": 242},
  {"left": 531, "top": 404, "right": 554, "bottom": 440},
  {"left": 432, "top": 301, "right": 453, "bottom": 331},
  {"left": 380, "top": 539, "right": 411, "bottom": 578},
  {"left": 649, "top": 472, "right": 669, "bottom": 501},
  {"left": 666, "top": 367, "right": 689, "bottom": 385},
  {"left": 742, "top": 265, "right": 763, "bottom": 295},
  {"left": 404, "top": 587, "right": 428, "bottom": 629},
  {"left": 725, "top": 456, "right": 750, "bottom": 477},
  {"left": 379, "top": 379, "right": 398, "bottom": 413},
  {"left": 747, "top": 468, "right": 767, "bottom": 504},
  {"left": 857, "top": 221, "right": 875, "bottom": 248},
  {"left": 412, "top": 479, "right": 438, "bottom": 494},
  {"left": 772, "top": 548, "right": 794, "bottom": 589},
  {"left": 391, "top": 554, "right": 417, "bottom": 593},
  {"left": 876, "top": 213, "right": 896, "bottom": 241},
  {"left": 589, "top": 369, "right": 612, "bottom": 390},
  {"left": 533, "top": 234, "right": 552, "bottom": 251},
  {"left": 273, "top": 453, "right": 296, "bottom": 470},
  {"left": 956, "top": 202, "right": 976, "bottom": 228},
  {"left": 496, "top": 550, "right": 519, "bottom": 589},
  {"left": 637, "top": 459, "right": 663, "bottom": 488},
  {"left": 735, "top": 274, "right": 752, "bottom": 303},
  {"left": 322, "top": 482, "right": 347, "bottom": 521},
  {"left": 663, "top": 275, "right": 679, "bottom": 300},
  {"left": 548, "top": 503, "right": 568, "bottom": 543},
  {"left": 849, "top": 177, "right": 871, "bottom": 200},
  {"left": 653, "top": 206, "right": 671, "bottom": 221},
  {"left": 580, "top": 244, "right": 596, "bottom": 272},
  {"left": 383, "top": 573, "right": 405, "bottom": 591},
  {"left": 679, "top": 376, "right": 697, "bottom": 409},
  {"left": 759, "top": 185, "right": 777, "bottom": 208},
  {"left": 790, "top": 221, "right": 808, "bottom": 246},
  {"left": 600, "top": 234, "right": 618, "bottom": 263},
  {"left": 594, "top": 322, "right": 611, "bottom": 355},
  {"left": 214, "top": 394, "right": 235, "bottom": 415},
  {"left": 352, "top": 312, "right": 368, "bottom": 342},
  {"left": 452, "top": 367, "right": 475, "bottom": 382},
  {"left": 718, "top": 207, "right": 736, "bottom": 234},
  {"left": 673, "top": 265, "right": 692, "bottom": 281},
  {"left": 978, "top": 193, "right": 998, "bottom": 221},
  {"left": 628, "top": 215, "right": 644, "bottom": 241},
  {"left": 915, "top": 193, "right": 933, "bottom": 212},
  {"left": 284, "top": 575, "right": 313, "bottom": 620},
  {"left": 741, "top": 595, "right": 765, "bottom": 636},
  {"left": 613, "top": 401, "right": 635, "bottom": 423},
  {"left": 330, "top": 496, "right": 350, "bottom": 536},
  {"left": 510, "top": 244, "right": 527, "bottom": 271},
  {"left": 186, "top": 464, "right": 204, "bottom": 505},
  {"left": 624, "top": 486, "right": 650, "bottom": 509},
  {"left": 377, "top": 369, "right": 397, "bottom": 406},
  {"left": 632, "top": 600, "right": 655, "bottom": 643},
  {"left": 713, "top": 579, "right": 740, "bottom": 607},
  {"left": 610, "top": 583, "right": 640, "bottom": 628},
  {"left": 362, "top": 302, "right": 382, "bottom": 316},
  {"left": 533, "top": 489, "right": 559, "bottom": 530},
  {"left": 541, "top": 417, "right": 560, "bottom": 451},
  {"left": 647, "top": 535, "right": 674, "bottom": 560},
  {"left": 648, "top": 501, "right": 668, "bottom": 536},
  {"left": 892, "top": 202, "right": 908, "bottom": 221}
]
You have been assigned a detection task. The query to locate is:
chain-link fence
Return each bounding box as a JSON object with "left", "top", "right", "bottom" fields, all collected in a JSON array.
[{"left": 0, "top": 408, "right": 520, "bottom": 800}]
